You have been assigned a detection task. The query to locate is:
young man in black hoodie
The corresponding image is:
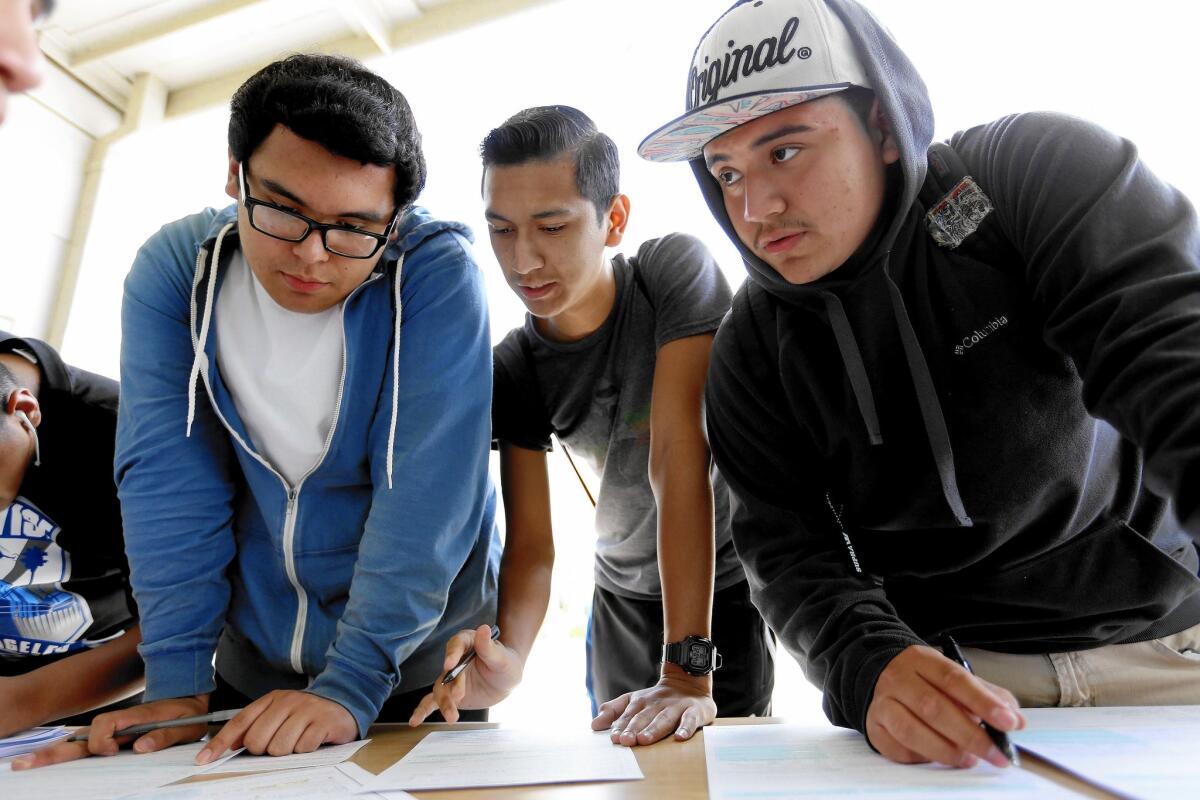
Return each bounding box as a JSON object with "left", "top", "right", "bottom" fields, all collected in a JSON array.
[{"left": 640, "top": 0, "right": 1200, "bottom": 770}]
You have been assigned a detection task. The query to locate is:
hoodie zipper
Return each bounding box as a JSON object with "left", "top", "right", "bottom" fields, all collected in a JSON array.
[
  {"left": 191, "top": 243, "right": 383, "bottom": 674},
  {"left": 278, "top": 286, "right": 367, "bottom": 673}
]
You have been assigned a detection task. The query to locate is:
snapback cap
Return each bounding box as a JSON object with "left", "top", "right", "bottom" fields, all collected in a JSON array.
[{"left": 638, "top": 0, "right": 871, "bottom": 163}]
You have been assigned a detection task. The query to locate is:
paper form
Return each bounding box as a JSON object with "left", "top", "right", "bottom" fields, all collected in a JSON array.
[
  {"left": 0, "top": 726, "right": 69, "bottom": 758},
  {"left": 1015, "top": 705, "right": 1200, "bottom": 800},
  {"left": 0, "top": 741, "right": 240, "bottom": 800},
  {"left": 703, "top": 723, "right": 1078, "bottom": 799},
  {"left": 120, "top": 763, "right": 415, "bottom": 799},
  {"left": 362, "top": 728, "right": 644, "bottom": 792},
  {"left": 199, "top": 738, "right": 370, "bottom": 774}
]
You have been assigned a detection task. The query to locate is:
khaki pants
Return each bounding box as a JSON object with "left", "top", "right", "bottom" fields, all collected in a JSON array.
[{"left": 961, "top": 621, "right": 1200, "bottom": 707}]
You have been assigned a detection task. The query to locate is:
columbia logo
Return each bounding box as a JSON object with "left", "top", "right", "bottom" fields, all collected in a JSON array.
[{"left": 954, "top": 316, "right": 1008, "bottom": 356}]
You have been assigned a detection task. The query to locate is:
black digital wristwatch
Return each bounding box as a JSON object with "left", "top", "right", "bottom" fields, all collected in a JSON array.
[{"left": 662, "top": 635, "right": 723, "bottom": 676}]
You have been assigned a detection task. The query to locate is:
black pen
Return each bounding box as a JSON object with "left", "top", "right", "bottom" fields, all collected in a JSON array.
[
  {"left": 67, "top": 708, "right": 243, "bottom": 743},
  {"left": 441, "top": 624, "right": 500, "bottom": 685},
  {"left": 939, "top": 635, "right": 1020, "bottom": 766}
]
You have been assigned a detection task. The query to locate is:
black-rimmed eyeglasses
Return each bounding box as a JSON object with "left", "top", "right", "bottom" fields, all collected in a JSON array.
[{"left": 238, "top": 163, "right": 398, "bottom": 259}]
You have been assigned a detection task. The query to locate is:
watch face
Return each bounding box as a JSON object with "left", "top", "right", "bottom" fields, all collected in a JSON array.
[{"left": 687, "top": 642, "right": 710, "bottom": 669}]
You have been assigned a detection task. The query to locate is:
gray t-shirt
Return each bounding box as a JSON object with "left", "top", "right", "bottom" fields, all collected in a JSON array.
[{"left": 493, "top": 233, "right": 744, "bottom": 599}]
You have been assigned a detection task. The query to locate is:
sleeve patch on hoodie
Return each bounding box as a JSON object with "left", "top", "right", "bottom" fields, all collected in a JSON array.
[{"left": 926, "top": 177, "right": 994, "bottom": 249}]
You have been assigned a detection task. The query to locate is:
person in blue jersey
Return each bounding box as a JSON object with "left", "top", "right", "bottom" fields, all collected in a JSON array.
[
  {"left": 18, "top": 53, "right": 499, "bottom": 769},
  {"left": 0, "top": 334, "right": 144, "bottom": 739}
]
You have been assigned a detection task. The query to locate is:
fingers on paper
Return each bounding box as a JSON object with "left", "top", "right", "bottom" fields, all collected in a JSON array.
[
  {"left": 96, "top": 701, "right": 206, "bottom": 757},
  {"left": 197, "top": 696, "right": 268, "bottom": 764},
  {"left": 198, "top": 691, "right": 355, "bottom": 763},
  {"left": 866, "top": 710, "right": 937, "bottom": 765},
  {"left": 869, "top": 646, "right": 1013, "bottom": 768},
  {"left": 11, "top": 740, "right": 92, "bottom": 770},
  {"left": 877, "top": 694, "right": 986, "bottom": 768}
]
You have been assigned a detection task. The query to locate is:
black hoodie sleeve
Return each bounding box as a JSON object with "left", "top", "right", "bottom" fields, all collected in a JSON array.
[
  {"left": 706, "top": 292, "right": 923, "bottom": 735},
  {"left": 951, "top": 112, "right": 1200, "bottom": 537}
]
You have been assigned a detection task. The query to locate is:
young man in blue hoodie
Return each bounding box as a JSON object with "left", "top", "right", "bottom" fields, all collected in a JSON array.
[
  {"left": 25, "top": 53, "right": 499, "bottom": 767},
  {"left": 641, "top": 0, "right": 1200, "bottom": 771}
]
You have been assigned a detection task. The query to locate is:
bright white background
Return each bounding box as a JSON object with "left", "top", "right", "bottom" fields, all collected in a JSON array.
[{"left": 18, "top": 0, "right": 1200, "bottom": 727}]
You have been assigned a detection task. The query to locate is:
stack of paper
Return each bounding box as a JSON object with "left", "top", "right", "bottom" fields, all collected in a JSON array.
[{"left": 0, "top": 726, "right": 69, "bottom": 758}]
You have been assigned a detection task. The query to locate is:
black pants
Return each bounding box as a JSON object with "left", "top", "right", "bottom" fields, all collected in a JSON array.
[
  {"left": 586, "top": 579, "right": 775, "bottom": 716},
  {"left": 211, "top": 671, "right": 488, "bottom": 724}
]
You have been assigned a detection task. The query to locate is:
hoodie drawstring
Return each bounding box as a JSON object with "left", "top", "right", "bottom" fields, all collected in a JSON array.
[
  {"left": 186, "top": 222, "right": 235, "bottom": 437},
  {"left": 820, "top": 291, "right": 884, "bottom": 446},
  {"left": 386, "top": 253, "right": 405, "bottom": 490},
  {"left": 883, "top": 271, "right": 973, "bottom": 527}
]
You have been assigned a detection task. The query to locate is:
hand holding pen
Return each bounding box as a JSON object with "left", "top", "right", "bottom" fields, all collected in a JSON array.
[
  {"left": 864, "top": 640, "right": 1025, "bottom": 769},
  {"left": 66, "top": 708, "right": 244, "bottom": 742},
  {"left": 939, "top": 636, "right": 1020, "bottom": 765},
  {"left": 409, "top": 623, "right": 524, "bottom": 726},
  {"left": 443, "top": 624, "right": 502, "bottom": 685}
]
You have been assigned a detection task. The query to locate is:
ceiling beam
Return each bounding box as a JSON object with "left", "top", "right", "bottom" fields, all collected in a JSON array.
[
  {"left": 70, "top": 0, "right": 271, "bottom": 67},
  {"left": 165, "top": 0, "right": 557, "bottom": 119},
  {"left": 46, "top": 73, "right": 168, "bottom": 348},
  {"left": 338, "top": 0, "right": 392, "bottom": 55}
]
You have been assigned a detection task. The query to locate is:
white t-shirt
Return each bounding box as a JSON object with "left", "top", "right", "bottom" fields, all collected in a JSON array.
[{"left": 214, "top": 251, "right": 345, "bottom": 486}]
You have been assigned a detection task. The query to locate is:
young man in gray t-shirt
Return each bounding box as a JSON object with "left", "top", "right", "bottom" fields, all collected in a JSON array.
[{"left": 408, "top": 106, "right": 773, "bottom": 745}]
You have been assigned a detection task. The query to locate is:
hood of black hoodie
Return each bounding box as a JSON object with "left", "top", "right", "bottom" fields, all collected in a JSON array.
[
  {"left": 690, "top": 0, "right": 934, "bottom": 303},
  {"left": 689, "top": 1, "right": 978, "bottom": 529}
]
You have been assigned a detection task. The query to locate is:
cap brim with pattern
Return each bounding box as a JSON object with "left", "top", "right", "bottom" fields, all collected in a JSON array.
[{"left": 638, "top": 84, "right": 852, "bottom": 163}]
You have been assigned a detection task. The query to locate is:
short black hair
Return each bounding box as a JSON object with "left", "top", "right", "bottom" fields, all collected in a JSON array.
[
  {"left": 837, "top": 86, "right": 877, "bottom": 132},
  {"left": 0, "top": 362, "right": 17, "bottom": 415},
  {"left": 480, "top": 106, "right": 619, "bottom": 224},
  {"left": 228, "top": 54, "right": 426, "bottom": 210}
]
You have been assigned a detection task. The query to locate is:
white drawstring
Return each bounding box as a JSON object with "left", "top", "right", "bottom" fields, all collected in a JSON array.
[
  {"left": 386, "top": 253, "right": 405, "bottom": 490},
  {"left": 186, "top": 222, "right": 235, "bottom": 437}
]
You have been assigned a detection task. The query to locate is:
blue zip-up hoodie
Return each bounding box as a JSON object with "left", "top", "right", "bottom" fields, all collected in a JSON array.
[{"left": 116, "top": 204, "right": 500, "bottom": 735}]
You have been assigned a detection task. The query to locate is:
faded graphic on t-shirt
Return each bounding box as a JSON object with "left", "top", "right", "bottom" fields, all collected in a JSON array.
[{"left": 0, "top": 497, "right": 93, "bottom": 657}]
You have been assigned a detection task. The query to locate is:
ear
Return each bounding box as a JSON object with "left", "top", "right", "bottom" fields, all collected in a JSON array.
[
  {"left": 603, "top": 194, "right": 631, "bottom": 247},
  {"left": 6, "top": 388, "right": 40, "bottom": 429},
  {"left": 224, "top": 150, "right": 241, "bottom": 201},
  {"left": 869, "top": 98, "right": 901, "bottom": 166}
]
